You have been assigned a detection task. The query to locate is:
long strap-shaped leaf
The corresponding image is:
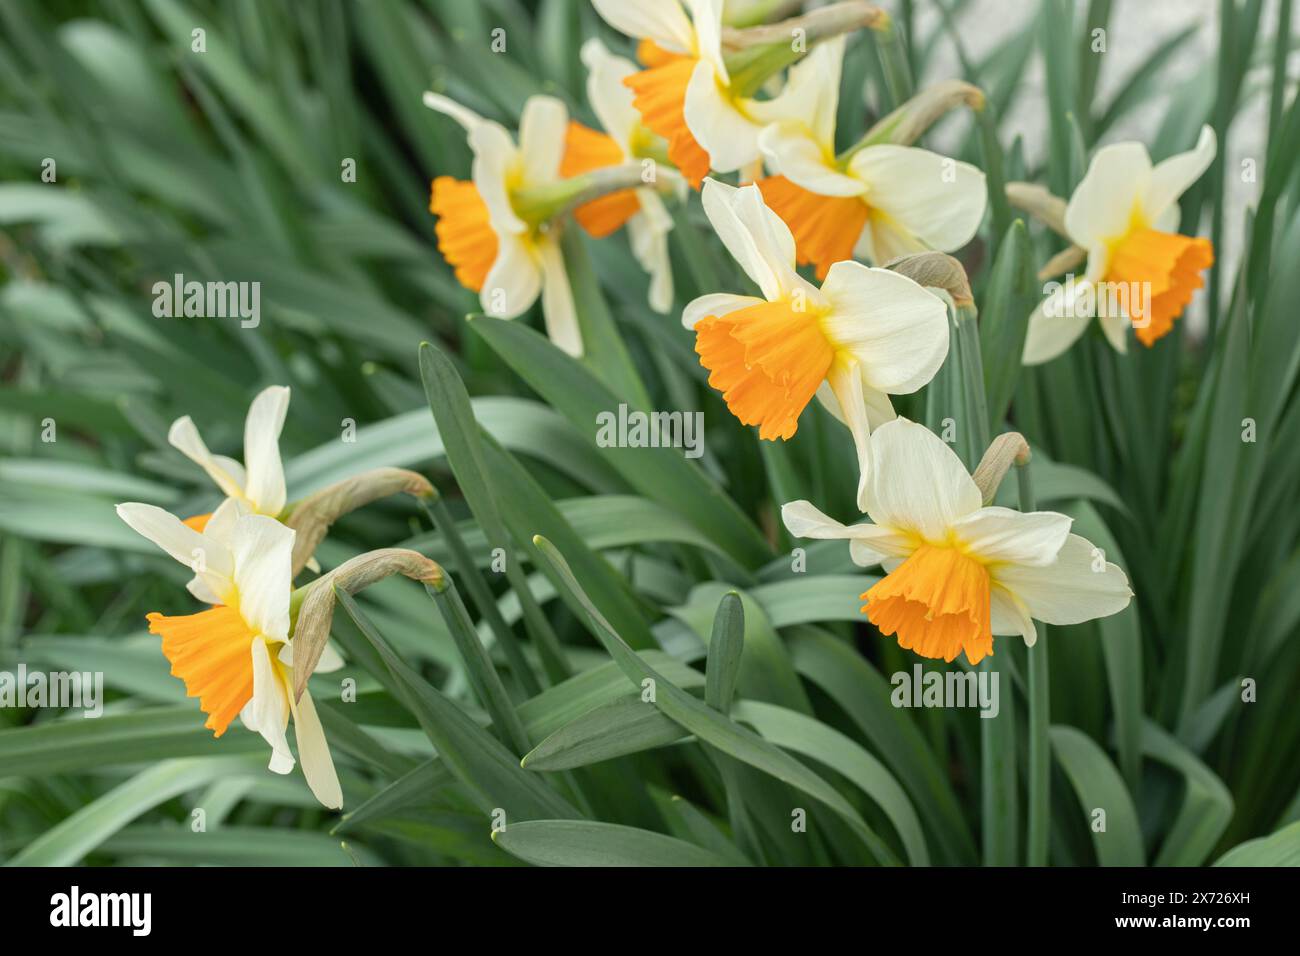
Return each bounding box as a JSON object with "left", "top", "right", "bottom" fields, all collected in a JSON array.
[
  {"left": 336, "top": 589, "right": 580, "bottom": 824},
  {"left": 471, "top": 318, "right": 771, "bottom": 569},
  {"left": 493, "top": 820, "right": 739, "bottom": 867},
  {"left": 532, "top": 534, "right": 899, "bottom": 865}
]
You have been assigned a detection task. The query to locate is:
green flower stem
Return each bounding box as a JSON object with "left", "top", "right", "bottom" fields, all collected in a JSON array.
[
  {"left": 421, "top": 496, "right": 539, "bottom": 698},
  {"left": 1020, "top": 462, "right": 1051, "bottom": 866},
  {"left": 871, "top": 12, "right": 913, "bottom": 111},
  {"left": 425, "top": 578, "right": 531, "bottom": 756},
  {"left": 961, "top": 299, "right": 1017, "bottom": 866}
]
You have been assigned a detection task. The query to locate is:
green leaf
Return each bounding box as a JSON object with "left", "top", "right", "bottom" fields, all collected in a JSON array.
[
  {"left": 1142, "top": 721, "right": 1233, "bottom": 867},
  {"left": 0, "top": 707, "right": 265, "bottom": 777},
  {"left": 532, "top": 535, "right": 899, "bottom": 864},
  {"left": 979, "top": 219, "right": 1036, "bottom": 428},
  {"left": 102, "top": 824, "right": 370, "bottom": 866},
  {"left": 1049, "top": 725, "right": 1144, "bottom": 866},
  {"left": 788, "top": 628, "right": 976, "bottom": 864},
  {"left": 471, "top": 317, "right": 771, "bottom": 568},
  {"left": 6, "top": 756, "right": 263, "bottom": 866},
  {"left": 522, "top": 693, "right": 689, "bottom": 771},
  {"left": 493, "top": 819, "right": 739, "bottom": 867},
  {"left": 731, "top": 700, "right": 929, "bottom": 866},
  {"left": 337, "top": 589, "right": 581, "bottom": 823},
  {"left": 1214, "top": 820, "right": 1300, "bottom": 866},
  {"left": 705, "top": 592, "right": 744, "bottom": 712}
]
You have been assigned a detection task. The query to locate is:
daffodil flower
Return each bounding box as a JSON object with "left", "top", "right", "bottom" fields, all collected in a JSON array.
[
  {"left": 115, "top": 499, "right": 344, "bottom": 808},
  {"left": 756, "top": 37, "right": 987, "bottom": 278},
  {"left": 685, "top": 179, "right": 948, "bottom": 504},
  {"left": 424, "top": 92, "right": 584, "bottom": 355},
  {"left": 782, "top": 419, "right": 1132, "bottom": 665},
  {"left": 563, "top": 38, "right": 683, "bottom": 313},
  {"left": 1022, "top": 125, "right": 1216, "bottom": 364},
  {"left": 168, "top": 384, "right": 289, "bottom": 531},
  {"left": 593, "top": 0, "right": 809, "bottom": 186}
]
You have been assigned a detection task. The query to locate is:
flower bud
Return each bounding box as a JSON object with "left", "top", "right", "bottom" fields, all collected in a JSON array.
[
  {"left": 291, "top": 548, "right": 444, "bottom": 701},
  {"left": 284, "top": 468, "right": 433, "bottom": 577},
  {"left": 972, "top": 432, "right": 1032, "bottom": 505}
]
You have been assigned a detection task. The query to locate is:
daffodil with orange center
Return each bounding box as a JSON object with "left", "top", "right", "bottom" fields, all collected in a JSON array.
[
  {"left": 593, "top": 0, "right": 811, "bottom": 188},
  {"left": 560, "top": 39, "right": 685, "bottom": 313},
  {"left": 424, "top": 92, "right": 585, "bottom": 355},
  {"left": 1023, "top": 125, "right": 1216, "bottom": 363},
  {"left": 116, "top": 500, "right": 345, "bottom": 807},
  {"left": 755, "top": 37, "right": 987, "bottom": 279},
  {"left": 686, "top": 180, "right": 949, "bottom": 505},
  {"left": 782, "top": 419, "right": 1133, "bottom": 664}
]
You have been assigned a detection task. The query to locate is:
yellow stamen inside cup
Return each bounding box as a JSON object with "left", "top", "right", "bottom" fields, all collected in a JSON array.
[
  {"left": 148, "top": 605, "right": 256, "bottom": 737},
  {"left": 864, "top": 544, "right": 993, "bottom": 664},
  {"left": 695, "top": 300, "right": 835, "bottom": 440}
]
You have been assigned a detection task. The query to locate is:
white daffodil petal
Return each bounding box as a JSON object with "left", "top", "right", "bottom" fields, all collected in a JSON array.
[
  {"left": 682, "top": 292, "right": 765, "bottom": 329},
  {"left": 815, "top": 377, "right": 897, "bottom": 431},
  {"left": 1098, "top": 308, "right": 1130, "bottom": 354},
  {"left": 826, "top": 356, "right": 874, "bottom": 512},
  {"left": 627, "top": 202, "right": 675, "bottom": 313},
  {"left": 539, "top": 237, "right": 583, "bottom": 357},
  {"left": 701, "top": 179, "right": 783, "bottom": 298},
  {"left": 230, "top": 515, "right": 294, "bottom": 643},
  {"left": 685, "top": 61, "right": 764, "bottom": 172},
  {"left": 421, "top": 91, "right": 487, "bottom": 134},
  {"left": 423, "top": 92, "right": 527, "bottom": 234},
  {"left": 990, "top": 586, "right": 1036, "bottom": 643},
  {"left": 750, "top": 36, "right": 844, "bottom": 150},
  {"left": 247, "top": 636, "right": 294, "bottom": 773},
  {"left": 480, "top": 234, "right": 541, "bottom": 319},
  {"left": 994, "top": 533, "right": 1133, "bottom": 627},
  {"left": 758, "top": 122, "right": 866, "bottom": 197},
  {"left": 167, "top": 416, "right": 247, "bottom": 500},
  {"left": 780, "top": 500, "right": 914, "bottom": 566},
  {"left": 241, "top": 385, "right": 289, "bottom": 516},
  {"left": 1021, "top": 286, "right": 1094, "bottom": 366},
  {"left": 200, "top": 496, "right": 248, "bottom": 548},
  {"left": 581, "top": 39, "right": 641, "bottom": 150},
  {"left": 1143, "top": 124, "right": 1216, "bottom": 225},
  {"left": 518, "top": 95, "right": 569, "bottom": 187},
  {"left": 1063, "top": 142, "right": 1151, "bottom": 247},
  {"left": 819, "top": 261, "right": 949, "bottom": 394},
  {"left": 952, "top": 506, "right": 1073, "bottom": 567},
  {"left": 116, "top": 502, "right": 234, "bottom": 592},
  {"left": 689, "top": 0, "right": 729, "bottom": 81},
  {"left": 849, "top": 145, "right": 987, "bottom": 253},
  {"left": 315, "top": 642, "right": 346, "bottom": 673},
  {"left": 289, "top": 687, "right": 343, "bottom": 809},
  {"left": 591, "top": 0, "right": 695, "bottom": 53},
  {"left": 863, "top": 418, "right": 982, "bottom": 541}
]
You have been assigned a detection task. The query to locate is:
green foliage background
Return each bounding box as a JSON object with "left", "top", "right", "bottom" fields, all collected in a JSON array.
[{"left": 1, "top": 0, "right": 1299, "bottom": 866}]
